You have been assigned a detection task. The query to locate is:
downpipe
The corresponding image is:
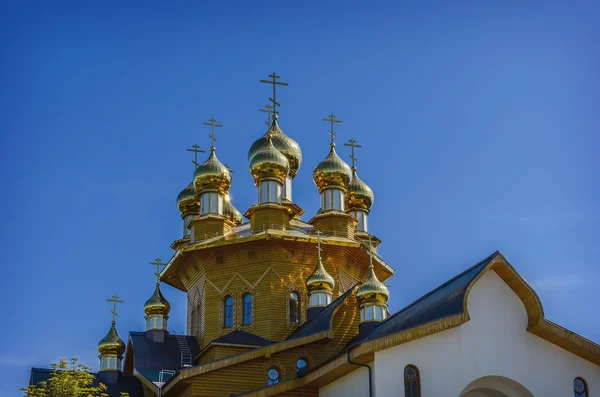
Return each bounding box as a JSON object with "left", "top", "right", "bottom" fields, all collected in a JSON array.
[{"left": 346, "top": 349, "right": 373, "bottom": 397}]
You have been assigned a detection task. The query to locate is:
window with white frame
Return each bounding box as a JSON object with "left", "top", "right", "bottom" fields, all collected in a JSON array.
[
  {"left": 360, "top": 305, "right": 387, "bottom": 322},
  {"left": 321, "top": 188, "right": 344, "bottom": 211},
  {"left": 351, "top": 210, "right": 368, "bottom": 232},
  {"left": 259, "top": 180, "right": 281, "bottom": 203},
  {"left": 309, "top": 292, "right": 331, "bottom": 307},
  {"left": 200, "top": 192, "right": 223, "bottom": 215}
]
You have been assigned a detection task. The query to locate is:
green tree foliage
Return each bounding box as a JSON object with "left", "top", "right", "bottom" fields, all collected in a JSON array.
[{"left": 22, "top": 357, "right": 129, "bottom": 397}]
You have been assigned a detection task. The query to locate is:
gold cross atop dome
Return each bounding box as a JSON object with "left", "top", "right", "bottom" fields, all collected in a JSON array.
[
  {"left": 106, "top": 295, "right": 124, "bottom": 324},
  {"left": 316, "top": 230, "right": 323, "bottom": 259},
  {"left": 187, "top": 144, "right": 205, "bottom": 170},
  {"left": 150, "top": 257, "right": 167, "bottom": 285},
  {"left": 323, "top": 113, "right": 342, "bottom": 147},
  {"left": 260, "top": 72, "right": 288, "bottom": 117},
  {"left": 259, "top": 104, "right": 278, "bottom": 126},
  {"left": 344, "top": 138, "right": 362, "bottom": 170},
  {"left": 203, "top": 117, "right": 223, "bottom": 151}
]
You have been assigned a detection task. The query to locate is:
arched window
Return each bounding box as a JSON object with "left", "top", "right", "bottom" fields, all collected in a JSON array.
[
  {"left": 223, "top": 296, "right": 234, "bottom": 328},
  {"left": 289, "top": 292, "right": 300, "bottom": 324},
  {"left": 296, "top": 358, "right": 308, "bottom": 376},
  {"left": 242, "top": 293, "right": 253, "bottom": 325},
  {"left": 404, "top": 365, "right": 421, "bottom": 397},
  {"left": 574, "top": 377, "right": 589, "bottom": 397},
  {"left": 267, "top": 366, "right": 280, "bottom": 385}
]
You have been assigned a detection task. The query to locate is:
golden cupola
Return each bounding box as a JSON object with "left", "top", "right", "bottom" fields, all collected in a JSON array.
[
  {"left": 193, "top": 149, "right": 232, "bottom": 194},
  {"left": 356, "top": 237, "right": 389, "bottom": 323},
  {"left": 344, "top": 138, "right": 374, "bottom": 232},
  {"left": 177, "top": 182, "right": 200, "bottom": 239},
  {"left": 248, "top": 116, "right": 302, "bottom": 179},
  {"left": 312, "top": 144, "right": 353, "bottom": 193},
  {"left": 346, "top": 170, "right": 374, "bottom": 211},
  {"left": 307, "top": 233, "right": 335, "bottom": 309},
  {"left": 177, "top": 182, "right": 199, "bottom": 214},
  {"left": 223, "top": 199, "right": 243, "bottom": 225},
  {"left": 249, "top": 133, "right": 290, "bottom": 205},
  {"left": 249, "top": 133, "right": 290, "bottom": 185},
  {"left": 144, "top": 283, "right": 170, "bottom": 331}
]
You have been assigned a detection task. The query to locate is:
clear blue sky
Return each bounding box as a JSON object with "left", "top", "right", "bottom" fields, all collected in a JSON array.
[{"left": 1, "top": 1, "right": 598, "bottom": 395}]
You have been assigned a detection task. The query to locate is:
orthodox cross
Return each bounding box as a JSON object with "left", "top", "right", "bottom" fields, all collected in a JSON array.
[
  {"left": 203, "top": 118, "right": 222, "bottom": 150},
  {"left": 259, "top": 104, "right": 278, "bottom": 126},
  {"left": 260, "top": 72, "right": 288, "bottom": 116},
  {"left": 316, "top": 230, "right": 323, "bottom": 259},
  {"left": 106, "top": 295, "right": 124, "bottom": 323},
  {"left": 323, "top": 114, "right": 342, "bottom": 146},
  {"left": 150, "top": 257, "right": 167, "bottom": 285},
  {"left": 344, "top": 138, "right": 362, "bottom": 170},
  {"left": 186, "top": 144, "right": 205, "bottom": 170}
]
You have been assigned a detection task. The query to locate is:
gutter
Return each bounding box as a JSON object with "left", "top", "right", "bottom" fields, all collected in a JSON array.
[{"left": 346, "top": 349, "right": 373, "bottom": 397}]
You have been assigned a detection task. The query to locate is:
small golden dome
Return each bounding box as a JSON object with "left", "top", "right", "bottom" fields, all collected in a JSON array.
[
  {"left": 193, "top": 149, "right": 231, "bottom": 194},
  {"left": 144, "top": 284, "right": 171, "bottom": 317},
  {"left": 223, "top": 199, "right": 243, "bottom": 224},
  {"left": 346, "top": 169, "right": 374, "bottom": 211},
  {"left": 249, "top": 134, "right": 290, "bottom": 185},
  {"left": 177, "top": 182, "right": 199, "bottom": 214},
  {"left": 356, "top": 267, "right": 389, "bottom": 303},
  {"left": 313, "top": 145, "right": 353, "bottom": 192},
  {"left": 307, "top": 257, "right": 335, "bottom": 292},
  {"left": 248, "top": 118, "right": 302, "bottom": 178},
  {"left": 97, "top": 322, "right": 125, "bottom": 356}
]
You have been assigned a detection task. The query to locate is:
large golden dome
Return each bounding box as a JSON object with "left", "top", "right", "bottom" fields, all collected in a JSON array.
[
  {"left": 248, "top": 119, "right": 302, "bottom": 178},
  {"left": 356, "top": 267, "right": 389, "bottom": 303},
  {"left": 249, "top": 134, "right": 290, "bottom": 185},
  {"left": 223, "top": 199, "right": 243, "bottom": 224},
  {"left": 144, "top": 284, "right": 171, "bottom": 317},
  {"left": 306, "top": 257, "right": 335, "bottom": 292},
  {"left": 345, "top": 170, "right": 374, "bottom": 211},
  {"left": 193, "top": 149, "right": 231, "bottom": 193},
  {"left": 313, "top": 145, "right": 353, "bottom": 192},
  {"left": 177, "top": 182, "right": 199, "bottom": 214},
  {"left": 97, "top": 322, "right": 126, "bottom": 356}
]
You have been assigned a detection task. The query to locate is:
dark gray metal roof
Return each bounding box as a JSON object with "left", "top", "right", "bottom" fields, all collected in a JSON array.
[
  {"left": 211, "top": 329, "right": 272, "bottom": 347},
  {"left": 29, "top": 368, "right": 143, "bottom": 397},
  {"left": 128, "top": 332, "right": 200, "bottom": 383},
  {"left": 354, "top": 251, "right": 498, "bottom": 345}
]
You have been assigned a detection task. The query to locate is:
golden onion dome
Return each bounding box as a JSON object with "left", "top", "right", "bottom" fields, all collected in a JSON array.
[
  {"left": 306, "top": 257, "right": 335, "bottom": 292},
  {"left": 249, "top": 134, "right": 290, "bottom": 185},
  {"left": 223, "top": 199, "right": 243, "bottom": 224},
  {"left": 248, "top": 118, "right": 302, "bottom": 178},
  {"left": 143, "top": 284, "right": 171, "bottom": 317},
  {"left": 193, "top": 149, "right": 231, "bottom": 194},
  {"left": 97, "top": 322, "right": 126, "bottom": 356},
  {"left": 177, "top": 182, "right": 199, "bottom": 214},
  {"left": 356, "top": 267, "right": 389, "bottom": 303},
  {"left": 345, "top": 169, "right": 374, "bottom": 211},
  {"left": 313, "top": 145, "right": 353, "bottom": 192}
]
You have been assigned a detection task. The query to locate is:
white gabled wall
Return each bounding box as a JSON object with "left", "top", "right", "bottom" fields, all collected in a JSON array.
[
  {"left": 320, "top": 366, "right": 369, "bottom": 397},
  {"left": 370, "top": 271, "right": 599, "bottom": 397}
]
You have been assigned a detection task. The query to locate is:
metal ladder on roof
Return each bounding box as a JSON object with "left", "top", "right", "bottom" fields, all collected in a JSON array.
[{"left": 175, "top": 334, "right": 193, "bottom": 368}]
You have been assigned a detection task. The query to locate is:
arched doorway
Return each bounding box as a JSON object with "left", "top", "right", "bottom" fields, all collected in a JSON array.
[{"left": 459, "top": 376, "right": 534, "bottom": 397}]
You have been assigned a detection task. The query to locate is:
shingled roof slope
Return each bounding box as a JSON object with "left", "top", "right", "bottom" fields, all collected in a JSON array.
[
  {"left": 211, "top": 329, "right": 272, "bottom": 346},
  {"left": 129, "top": 332, "right": 200, "bottom": 383},
  {"left": 358, "top": 251, "right": 498, "bottom": 344}
]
